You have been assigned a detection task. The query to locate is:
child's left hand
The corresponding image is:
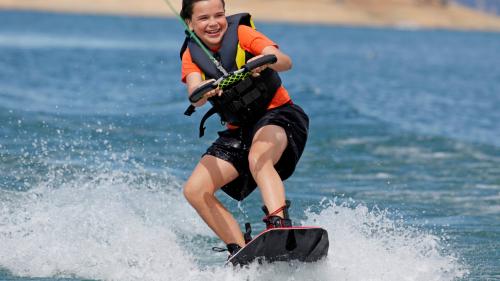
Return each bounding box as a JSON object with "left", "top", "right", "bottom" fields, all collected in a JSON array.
[{"left": 246, "top": 55, "right": 270, "bottom": 77}]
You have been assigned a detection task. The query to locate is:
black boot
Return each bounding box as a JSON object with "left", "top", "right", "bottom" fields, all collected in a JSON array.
[
  {"left": 226, "top": 243, "right": 242, "bottom": 257},
  {"left": 212, "top": 243, "right": 242, "bottom": 258}
]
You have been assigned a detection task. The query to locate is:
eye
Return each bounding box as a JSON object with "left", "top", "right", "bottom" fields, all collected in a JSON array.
[{"left": 196, "top": 15, "right": 209, "bottom": 21}]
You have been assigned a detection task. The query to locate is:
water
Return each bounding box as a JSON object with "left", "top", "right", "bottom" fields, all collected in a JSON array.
[{"left": 1, "top": 10, "right": 499, "bottom": 281}]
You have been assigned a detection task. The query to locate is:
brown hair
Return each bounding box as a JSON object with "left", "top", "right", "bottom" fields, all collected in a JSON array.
[{"left": 180, "top": 0, "right": 226, "bottom": 20}]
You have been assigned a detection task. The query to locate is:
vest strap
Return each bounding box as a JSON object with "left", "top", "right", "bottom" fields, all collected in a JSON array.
[
  {"left": 184, "top": 104, "right": 196, "bottom": 116},
  {"left": 199, "top": 107, "right": 219, "bottom": 138}
]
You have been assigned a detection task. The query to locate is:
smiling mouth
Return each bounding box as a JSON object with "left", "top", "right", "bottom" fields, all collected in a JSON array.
[{"left": 206, "top": 29, "right": 221, "bottom": 37}]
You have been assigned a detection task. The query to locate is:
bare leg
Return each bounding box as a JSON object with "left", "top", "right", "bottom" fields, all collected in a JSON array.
[
  {"left": 248, "top": 125, "right": 288, "bottom": 217},
  {"left": 183, "top": 155, "right": 245, "bottom": 246}
]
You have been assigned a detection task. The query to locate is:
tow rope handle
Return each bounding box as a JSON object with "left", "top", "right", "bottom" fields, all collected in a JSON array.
[
  {"left": 243, "top": 54, "right": 277, "bottom": 72},
  {"left": 187, "top": 54, "right": 278, "bottom": 103},
  {"left": 188, "top": 82, "right": 218, "bottom": 103}
]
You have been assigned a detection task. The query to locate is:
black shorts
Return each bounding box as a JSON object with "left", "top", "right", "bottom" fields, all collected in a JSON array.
[{"left": 204, "top": 103, "right": 309, "bottom": 201}]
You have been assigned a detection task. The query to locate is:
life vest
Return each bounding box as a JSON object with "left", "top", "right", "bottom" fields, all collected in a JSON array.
[{"left": 180, "top": 13, "right": 282, "bottom": 137}]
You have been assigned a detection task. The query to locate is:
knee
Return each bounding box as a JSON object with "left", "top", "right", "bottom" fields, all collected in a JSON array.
[
  {"left": 183, "top": 181, "right": 213, "bottom": 206},
  {"left": 248, "top": 151, "right": 263, "bottom": 175}
]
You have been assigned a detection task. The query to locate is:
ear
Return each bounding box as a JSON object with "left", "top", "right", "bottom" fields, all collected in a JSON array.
[{"left": 185, "top": 19, "right": 193, "bottom": 31}]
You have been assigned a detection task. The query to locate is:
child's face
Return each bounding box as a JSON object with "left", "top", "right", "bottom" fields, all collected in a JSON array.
[{"left": 187, "top": 0, "right": 227, "bottom": 49}]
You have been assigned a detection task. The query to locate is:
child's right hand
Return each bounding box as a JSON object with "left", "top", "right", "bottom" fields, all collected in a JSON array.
[
  {"left": 190, "top": 79, "right": 223, "bottom": 105},
  {"left": 198, "top": 79, "right": 223, "bottom": 99}
]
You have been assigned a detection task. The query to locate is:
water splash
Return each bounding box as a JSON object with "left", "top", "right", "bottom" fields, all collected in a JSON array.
[
  {"left": 0, "top": 169, "right": 467, "bottom": 280},
  {"left": 0, "top": 170, "right": 204, "bottom": 280},
  {"left": 301, "top": 200, "right": 468, "bottom": 281}
]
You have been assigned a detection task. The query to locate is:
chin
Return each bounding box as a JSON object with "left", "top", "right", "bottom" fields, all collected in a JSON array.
[{"left": 205, "top": 38, "right": 223, "bottom": 48}]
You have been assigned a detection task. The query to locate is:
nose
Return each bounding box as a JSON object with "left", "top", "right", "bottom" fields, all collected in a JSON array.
[{"left": 208, "top": 16, "right": 219, "bottom": 27}]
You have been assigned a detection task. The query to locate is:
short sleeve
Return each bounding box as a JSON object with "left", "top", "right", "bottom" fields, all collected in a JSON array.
[
  {"left": 181, "top": 48, "right": 202, "bottom": 83},
  {"left": 237, "top": 25, "right": 278, "bottom": 55}
]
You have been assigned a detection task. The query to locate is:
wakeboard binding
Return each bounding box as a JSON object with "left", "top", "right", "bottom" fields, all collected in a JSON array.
[
  {"left": 242, "top": 200, "right": 293, "bottom": 245},
  {"left": 212, "top": 243, "right": 242, "bottom": 259},
  {"left": 262, "top": 200, "right": 292, "bottom": 229}
]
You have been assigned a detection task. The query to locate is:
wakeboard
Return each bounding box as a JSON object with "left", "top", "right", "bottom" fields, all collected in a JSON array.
[{"left": 227, "top": 226, "right": 329, "bottom": 266}]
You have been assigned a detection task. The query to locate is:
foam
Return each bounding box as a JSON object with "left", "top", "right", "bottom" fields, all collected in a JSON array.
[
  {"left": 0, "top": 170, "right": 204, "bottom": 280},
  {"left": 301, "top": 201, "right": 468, "bottom": 281},
  {"left": 373, "top": 146, "right": 455, "bottom": 160},
  {"left": 0, "top": 170, "right": 467, "bottom": 281}
]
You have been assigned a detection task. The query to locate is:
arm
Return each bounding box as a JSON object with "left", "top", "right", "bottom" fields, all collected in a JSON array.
[
  {"left": 238, "top": 25, "right": 292, "bottom": 73},
  {"left": 246, "top": 46, "right": 292, "bottom": 76},
  {"left": 261, "top": 45, "right": 292, "bottom": 72}
]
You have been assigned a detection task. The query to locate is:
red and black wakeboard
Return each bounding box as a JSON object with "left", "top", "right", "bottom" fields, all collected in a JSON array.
[{"left": 227, "top": 226, "right": 329, "bottom": 266}]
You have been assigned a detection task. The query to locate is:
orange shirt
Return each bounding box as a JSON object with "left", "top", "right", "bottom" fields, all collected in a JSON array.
[{"left": 181, "top": 25, "right": 291, "bottom": 109}]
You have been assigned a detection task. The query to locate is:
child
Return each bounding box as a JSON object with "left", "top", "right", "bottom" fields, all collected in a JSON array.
[{"left": 179, "top": 0, "right": 309, "bottom": 257}]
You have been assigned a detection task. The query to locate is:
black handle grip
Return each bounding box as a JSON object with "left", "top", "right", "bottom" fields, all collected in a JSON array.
[
  {"left": 189, "top": 81, "right": 217, "bottom": 103},
  {"left": 243, "top": 54, "right": 277, "bottom": 72}
]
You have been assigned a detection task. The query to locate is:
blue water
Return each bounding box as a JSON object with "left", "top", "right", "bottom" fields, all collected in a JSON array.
[{"left": 1, "top": 10, "right": 499, "bottom": 281}]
